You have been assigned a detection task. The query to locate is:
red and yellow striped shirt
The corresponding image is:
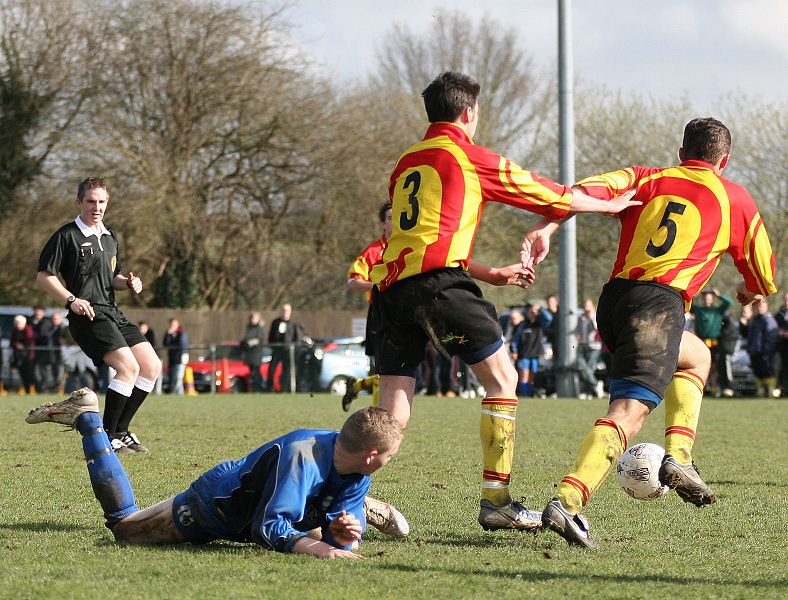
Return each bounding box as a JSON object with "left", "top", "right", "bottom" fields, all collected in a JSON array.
[
  {"left": 348, "top": 235, "right": 387, "bottom": 304},
  {"left": 576, "top": 160, "right": 777, "bottom": 308},
  {"left": 371, "top": 122, "right": 572, "bottom": 290}
]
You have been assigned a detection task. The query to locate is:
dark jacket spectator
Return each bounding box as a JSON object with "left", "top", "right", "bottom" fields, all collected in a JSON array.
[
  {"left": 163, "top": 319, "right": 188, "bottom": 394},
  {"left": 267, "top": 304, "right": 305, "bottom": 392},
  {"left": 241, "top": 312, "right": 266, "bottom": 392},
  {"left": 11, "top": 315, "right": 36, "bottom": 393}
]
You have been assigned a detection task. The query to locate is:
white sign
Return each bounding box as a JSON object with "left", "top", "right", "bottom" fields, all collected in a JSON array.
[{"left": 351, "top": 318, "right": 367, "bottom": 338}]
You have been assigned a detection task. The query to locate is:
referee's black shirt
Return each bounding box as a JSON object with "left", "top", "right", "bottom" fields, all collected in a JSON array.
[{"left": 38, "top": 217, "right": 122, "bottom": 307}]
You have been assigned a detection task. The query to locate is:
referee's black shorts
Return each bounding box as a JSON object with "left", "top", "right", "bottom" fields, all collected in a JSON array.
[
  {"left": 68, "top": 305, "right": 147, "bottom": 366},
  {"left": 596, "top": 278, "right": 686, "bottom": 399},
  {"left": 372, "top": 267, "right": 503, "bottom": 376}
]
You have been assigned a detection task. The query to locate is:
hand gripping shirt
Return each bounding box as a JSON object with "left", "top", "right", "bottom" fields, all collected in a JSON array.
[
  {"left": 575, "top": 160, "right": 777, "bottom": 309},
  {"left": 371, "top": 122, "right": 572, "bottom": 291},
  {"left": 184, "top": 429, "right": 370, "bottom": 553},
  {"left": 38, "top": 217, "right": 121, "bottom": 307},
  {"left": 348, "top": 235, "right": 387, "bottom": 303}
]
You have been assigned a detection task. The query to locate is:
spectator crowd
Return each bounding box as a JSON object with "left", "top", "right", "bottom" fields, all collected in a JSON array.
[{"left": 3, "top": 292, "right": 787, "bottom": 399}]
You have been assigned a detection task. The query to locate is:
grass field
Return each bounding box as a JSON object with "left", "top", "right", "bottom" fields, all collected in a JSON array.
[{"left": 1, "top": 392, "right": 786, "bottom": 600}]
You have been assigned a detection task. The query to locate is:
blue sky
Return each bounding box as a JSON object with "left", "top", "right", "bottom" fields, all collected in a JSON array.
[{"left": 287, "top": 0, "right": 788, "bottom": 111}]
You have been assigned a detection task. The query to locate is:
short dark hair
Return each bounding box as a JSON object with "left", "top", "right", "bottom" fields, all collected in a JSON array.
[
  {"left": 77, "top": 177, "right": 108, "bottom": 200},
  {"left": 422, "top": 72, "right": 481, "bottom": 123},
  {"left": 337, "top": 406, "right": 403, "bottom": 454},
  {"left": 682, "top": 118, "right": 731, "bottom": 164},
  {"left": 378, "top": 202, "right": 392, "bottom": 223}
]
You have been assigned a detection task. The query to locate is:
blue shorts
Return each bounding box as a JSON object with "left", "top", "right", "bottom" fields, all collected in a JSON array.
[
  {"left": 515, "top": 357, "right": 539, "bottom": 373},
  {"left": 172, "top": 489, "right": 216, "bottom": 545},
  {"left": 171, "top": 461, "right": 240, "bottom": 544}
]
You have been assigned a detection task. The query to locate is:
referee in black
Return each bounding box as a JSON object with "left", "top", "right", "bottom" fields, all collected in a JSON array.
[{"left": 36, "top": 177, "right": 161, "bottom": 453}]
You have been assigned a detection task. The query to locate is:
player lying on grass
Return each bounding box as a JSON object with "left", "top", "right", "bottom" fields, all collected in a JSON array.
[{"left": 26, "top": 390, "right": 407, "bottom": 559}]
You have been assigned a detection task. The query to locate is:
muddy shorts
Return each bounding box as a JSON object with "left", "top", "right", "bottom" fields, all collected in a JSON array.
[
  {"left": 596, "top": 278, "right": 685, "bottom": 400},
  {"left": 372, "top": 267, "right": 503, "bottom": 376}
]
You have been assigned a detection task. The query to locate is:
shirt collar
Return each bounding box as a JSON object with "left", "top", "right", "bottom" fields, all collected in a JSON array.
[
  {"left": 423, "top": 121, "right": 475, "bottom": 145},
  {"left": 680, "top": 159, "right": 715, "bottom": 170},
  {"left": 75, "top": 215, "right": 110, "bottom": 238}
]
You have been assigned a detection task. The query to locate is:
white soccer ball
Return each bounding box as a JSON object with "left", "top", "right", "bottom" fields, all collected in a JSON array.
[{"left": 616, "top": 442, "right": 670, "bottom": 500}]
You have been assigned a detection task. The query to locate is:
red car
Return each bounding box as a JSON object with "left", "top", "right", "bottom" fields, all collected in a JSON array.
[{"left": 165, "top": 342, "right": 280, "bottom": 393}]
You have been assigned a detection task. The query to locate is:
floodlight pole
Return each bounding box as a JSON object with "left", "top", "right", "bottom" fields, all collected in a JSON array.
[{"left": 556, "top": 0, "right": 578, "bottom": 397}]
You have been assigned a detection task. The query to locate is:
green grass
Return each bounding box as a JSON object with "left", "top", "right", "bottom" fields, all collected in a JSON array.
[{"left": 1, "top": 393, "right": 786, "bottom": 599}]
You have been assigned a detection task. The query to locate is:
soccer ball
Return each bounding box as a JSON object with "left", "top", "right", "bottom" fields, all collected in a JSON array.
[{"left": 616, "top": 442, "right": 670, "bottom": 500}]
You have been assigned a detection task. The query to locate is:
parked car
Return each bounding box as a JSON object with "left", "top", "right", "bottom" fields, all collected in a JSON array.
[
  {"left": 162, "top": 342, "right": 275, "bottom": 393},
  {"left": 729, "top": 341, "right": 758, "bottom": 396},
  {"left": 308, "top": 337, "right": 370, "bottom": 395}
]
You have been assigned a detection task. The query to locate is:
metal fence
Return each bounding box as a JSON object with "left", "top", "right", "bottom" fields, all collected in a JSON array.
[{"left": 0, "top": 341, "right": 320, "bottom": 395}]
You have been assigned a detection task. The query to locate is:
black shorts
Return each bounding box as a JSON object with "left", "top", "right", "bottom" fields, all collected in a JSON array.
[
  {"left": 372, "top": 267, "right": 503, "bottom": 376},
  {"left": 364, "top": 303, "right": 377, "bottom": 358},
  {"left": 68, "top": 305, "right": 148, "bottom": 366},
  {"left": 596, "top": 278, "right": 685, "bottom": 399}
]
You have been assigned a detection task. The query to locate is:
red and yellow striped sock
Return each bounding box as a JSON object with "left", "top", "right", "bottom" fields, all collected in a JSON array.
[
  {"left": 664, "top": 370, "right": 704, "bottom": 464},
  {"left": 557, "top": 418, "right": 628, "bottom": 513},
  {"left": 480, "top": 396, "right": 518, "bottom": 506}
]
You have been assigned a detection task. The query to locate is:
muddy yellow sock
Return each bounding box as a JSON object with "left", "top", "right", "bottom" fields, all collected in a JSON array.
[
  {"left": 370, "top": 375, "right": 380, "bottom": 407},
  {"left": 480, "top": 397, "right": 518, "bottom": 505},
  {"left": 557, "top": 418, "right": 627, "bottom": 513},
  {"left": 664, "top": 370, "right": 704, "bottom": 464},
  {"left": 351, "top": 379, "right": 364, "bottom": 395}
]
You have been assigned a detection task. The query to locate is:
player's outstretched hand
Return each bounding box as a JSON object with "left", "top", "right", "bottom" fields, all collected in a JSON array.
[
  {"left": 606, "top": 189, "right": 641, "bottom": 215},
  {"left": 736, "top": 281, "right": 762, "bottom": 306},
  {"left": 521, "top": 219, "right": 557, "bottom": 267},
  {"left": 490, "top": 263, "right": 535, "bottom": 288},
  {"left": 320, "top": 547, "right": 368, "bottom": 559},
  {"left": 328, "top": 510, "right": 363, "bottom": 547},
  {"left": 292, "top": 536, "right": 368, "bottom": 559}
]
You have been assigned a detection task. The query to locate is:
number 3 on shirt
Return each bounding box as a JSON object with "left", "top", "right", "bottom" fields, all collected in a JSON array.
[
  {"left": 399, "top": 171, "right": 420, "bottom": 230},
  {"left": 646, "top": 201, "right": 686, "bottom": 258}
]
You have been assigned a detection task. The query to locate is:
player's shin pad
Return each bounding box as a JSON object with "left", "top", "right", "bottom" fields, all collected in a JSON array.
[
  {"left": 664, "top": 370, "right": 704, "bottom": 464},
  {"left": 557, "top": 418, "right": 627, "bottom": 513},
  {"left": 480, "top": 397, "right": 518, "bottom": 505},
  {"left": 77, "top": 412, "right": 139, "bottom": 525}
]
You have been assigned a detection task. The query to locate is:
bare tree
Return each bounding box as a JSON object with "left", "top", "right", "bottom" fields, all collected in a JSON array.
[
  {"left": 0, "top": 0, "right": 92, "bottom": 214},
  {"left": 718, "top": 95, "right": 788, "bottom": 289},
  {"left": 372, "top": 9, "right": 555, "bottom": 164},
  {"left": 65, "top": 0, "right": 349, "bottom": 310}
]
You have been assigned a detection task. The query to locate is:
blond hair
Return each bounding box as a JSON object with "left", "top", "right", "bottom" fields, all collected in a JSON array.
[{"left": 337, "top": 406, "right": 403, "bottom": 454}]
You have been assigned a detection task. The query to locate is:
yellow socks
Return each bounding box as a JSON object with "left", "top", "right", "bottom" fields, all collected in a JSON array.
[
  {"left": 480, "top": 397, "right": 518, "bottom": 506},
  {"left": 557, "top": 418, "right": 627, "bottom": 514},
  {"left": 352, "top": 375, "right": 380, "bottom": 407},
  {"left": 370, "top": 375, "right": 380, "bottom": 407},
  {"left": 664, "top": 370, "right": 704, "bottom": 463}
]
